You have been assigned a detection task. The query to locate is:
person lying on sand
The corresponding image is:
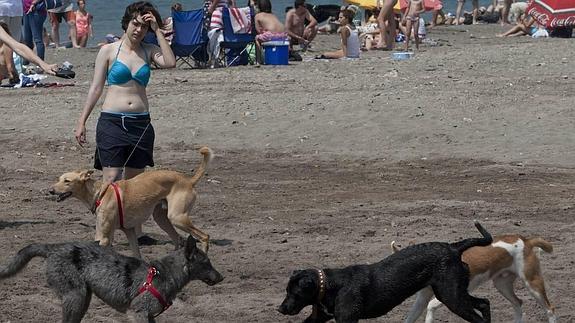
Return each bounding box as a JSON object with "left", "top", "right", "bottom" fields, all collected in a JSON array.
[{"left": 0, "top": 22, "right": 57, "bottom": 75}]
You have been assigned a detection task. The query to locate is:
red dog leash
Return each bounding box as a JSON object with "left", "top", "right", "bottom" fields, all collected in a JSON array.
[
  {"left": 94, "top": 183, "right": 125, "bottom": 229},
  {"left": 137, "top": 267, "right": 172, "bottom": 316}
]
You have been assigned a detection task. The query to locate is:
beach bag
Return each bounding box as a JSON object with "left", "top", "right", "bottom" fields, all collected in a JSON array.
[{"left": 36, "top": 0, "right": 63, "bottom": 11}]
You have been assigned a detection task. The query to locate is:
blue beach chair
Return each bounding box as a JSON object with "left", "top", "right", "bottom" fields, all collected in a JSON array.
[
  {"left": 220, "top": 7, "right": 255, "bottom": 66},
  {"left": 171, "top": 9, "right": 208, "bottom": 68}
]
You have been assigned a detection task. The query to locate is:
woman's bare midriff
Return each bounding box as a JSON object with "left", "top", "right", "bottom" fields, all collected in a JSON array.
[{"left": 101, "top": 82, "right": 149, "bottom": 113}]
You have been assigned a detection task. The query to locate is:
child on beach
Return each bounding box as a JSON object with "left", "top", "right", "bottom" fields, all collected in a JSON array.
[
  {"left": 402, "top": 0, "right": 425, "bottom": 51},
  {"left": 75, "top": 0, "right": 93, "bottom": 48},
  {"left": 316, "top": 9, "right": 359, "bottom": 59}
]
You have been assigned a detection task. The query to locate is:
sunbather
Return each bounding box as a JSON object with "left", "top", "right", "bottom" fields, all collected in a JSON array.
[{"left": 254, "top": 0, "right": 287, "bottom": 63}]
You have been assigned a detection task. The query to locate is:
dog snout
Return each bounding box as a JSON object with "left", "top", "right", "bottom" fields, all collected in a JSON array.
[
  {"left": 48, "top": 187, "right": 56, "bottom": 195},
  {"left": 207, "top": 270, "right": 224, "bottom": 285}
]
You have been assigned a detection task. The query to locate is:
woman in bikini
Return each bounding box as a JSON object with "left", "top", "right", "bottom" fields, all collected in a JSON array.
[{"left": 74, "top": 1, "right": 176, "bottom": 243}]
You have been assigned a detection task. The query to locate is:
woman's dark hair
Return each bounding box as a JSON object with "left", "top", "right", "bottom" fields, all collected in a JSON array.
[
  {"left": 121, "top": 1, "right": 164, "bottom": 31},
  {"left": 341, "top": 9, "right": 355, "bottom": 25},
  {"left": 0, "top": 21, "right": 11, "bottom": 35},
  {"left": 257, "top": 0, "right": 272, "bottom": 13},
  {"left": 294, "top": 0, "right": 305, "bottom": 9}
]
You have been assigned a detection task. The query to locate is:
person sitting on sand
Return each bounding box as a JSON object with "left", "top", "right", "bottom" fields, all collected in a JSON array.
[
  {"left": 497, "top": 14, "right": 537, "bottom": 37},
  {"left": 254, "top": 0, "right": 287, "bottom": 63},
  {"left": 0, "top": 21, "right": 57, "bottom": 76},
  {"left": 75, "top": 1, "right": 176, "bottom": 246},
  {"left": 0, "top": 22, "right": 18, "bottom": 84},
  {"left": 285, "top": 0, "right": 317, "bottom": 50},
  {"left": 402, "top": 0, "right": 425, "bottom": 51},
  {"left": 75, "top": 0, "right": 93, "bottom": 48},
  {"left": 358, "top": 12, "right": 381, "bottom": 51},
  {"left": 315, "top": 9, "right": 359, "bottom": 59}
]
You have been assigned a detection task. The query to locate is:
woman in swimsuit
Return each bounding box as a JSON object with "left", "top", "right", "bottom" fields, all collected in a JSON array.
[{"left": 74, "top": 1, "right": 176, "bottom": 243}]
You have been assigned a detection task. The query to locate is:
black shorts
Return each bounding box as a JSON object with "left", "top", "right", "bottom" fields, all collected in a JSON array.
[{"left": 94, "top": 112, "right": 155, "bottom": 170}]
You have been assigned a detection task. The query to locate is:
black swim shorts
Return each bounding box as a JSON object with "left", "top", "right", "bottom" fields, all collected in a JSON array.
[{"left": 94, "top": 112, "right": 155, "bottom": 170}]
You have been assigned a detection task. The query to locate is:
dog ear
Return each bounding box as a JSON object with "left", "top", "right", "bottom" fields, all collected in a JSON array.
[
  {"left": 79, "top": 170, "right": 94, "bottom": 181},
  {"left": 185, "top": 235, "right": 198, "bottom": 258}
]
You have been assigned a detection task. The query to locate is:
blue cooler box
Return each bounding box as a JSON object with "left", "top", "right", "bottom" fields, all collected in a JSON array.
[{"left": 263, "top": 41, "right": 289, "bottom": 65}]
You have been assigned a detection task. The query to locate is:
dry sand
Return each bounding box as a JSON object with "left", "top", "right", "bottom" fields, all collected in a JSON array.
[{"left": 1, "top": 24, "right": 574, "bottom": 322}]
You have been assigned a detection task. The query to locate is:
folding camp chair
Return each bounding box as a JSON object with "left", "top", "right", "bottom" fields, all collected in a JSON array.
[
  {"left": 220, "top": 7, "right": 255, "bottom": 67},
  {"left": 171, "top": 9, "right": 208, "bottom": 68}
]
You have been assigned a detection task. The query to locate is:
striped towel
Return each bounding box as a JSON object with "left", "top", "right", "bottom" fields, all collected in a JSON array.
[
  {"left": 229, "top": 7, "right": 251, "bottom": 34},
  {"left": 210, "top": 7, "right": 224, "bottom": 30}
]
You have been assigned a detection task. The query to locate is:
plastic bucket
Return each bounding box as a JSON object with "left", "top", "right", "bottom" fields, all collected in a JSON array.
[{"left": 263, "top": 41, "right": 289, "bottom": 65}]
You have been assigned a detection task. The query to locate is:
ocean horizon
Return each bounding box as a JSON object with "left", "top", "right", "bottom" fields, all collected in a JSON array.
[{"left": 50, "top": 0, "right": 497, "bottom": 47}]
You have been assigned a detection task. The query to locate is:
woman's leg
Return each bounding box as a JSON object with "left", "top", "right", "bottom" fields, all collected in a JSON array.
[
  {"left": 123, "top": 167, "right": 157, "bottom": 244},
  {"left": 377, "top": 0, "right": 396, "bottom": 48},
  {"left": 455, "top": 0, "right": 465, "bottom": 25},
  {"left": 30, "top": 12, "right": 46, "bottom": 60},
  {"left": 404, "top": 19, "right": 412, "bottom": 51}
]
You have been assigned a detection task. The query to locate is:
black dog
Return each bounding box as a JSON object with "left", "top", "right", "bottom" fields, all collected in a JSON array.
[
  {"left": 0, "top": 235, "right": 223, "bottom": 322},
  {"left": 285, "top": 4, "right": 342, "bottom": 24},
  {"left": 278, "top": 221, "right": 493, "bottom": 323}
]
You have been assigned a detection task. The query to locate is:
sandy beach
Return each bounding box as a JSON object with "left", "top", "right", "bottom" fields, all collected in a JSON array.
[{"left": 1, "top": 23, "right": 574, "bottom": 322}]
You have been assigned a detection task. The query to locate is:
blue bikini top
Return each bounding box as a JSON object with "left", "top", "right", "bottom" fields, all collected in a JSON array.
[{"left": 107, "top": 41, "right": 151, "bottom": 87}]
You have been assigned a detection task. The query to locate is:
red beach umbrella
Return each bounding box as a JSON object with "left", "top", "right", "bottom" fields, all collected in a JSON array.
[{"left": 526, "top": 0, "right": 575, "bottom": 28}]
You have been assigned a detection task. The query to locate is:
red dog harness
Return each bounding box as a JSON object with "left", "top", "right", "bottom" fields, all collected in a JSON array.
[
  {"left": 137, "top": 267, "right": 172, "bottom": 316},
  {"left": 94, "top": 183, "right": 125, "bottom": 229}
]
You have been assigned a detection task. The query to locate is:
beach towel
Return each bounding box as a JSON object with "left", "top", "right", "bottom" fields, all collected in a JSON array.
[
  {"left": 229, "top": 7, "right": 251, "bottom": 34},
  {"left": 210, "top": 7, "right": 224, "bottom": 30}
]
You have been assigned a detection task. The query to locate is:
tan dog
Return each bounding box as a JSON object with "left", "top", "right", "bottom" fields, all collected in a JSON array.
[
  {"left": 393, "top": 235, "right": 556, "bottom": 323},
  {"left": 49, "top": 147, "right": 213, "bottom": 258}
]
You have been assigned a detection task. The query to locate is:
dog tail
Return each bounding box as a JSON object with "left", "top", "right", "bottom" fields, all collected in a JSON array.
[
  {"left": 0, "top": 243, "right": 50, "bottom": 279},
  {"left": 527, "top": 237, "right": 553, "bottom": 254},
  {"left": 450, "top": 221, "right": 493, "bottom": 255},
  {"left": 189, "top": 146, "right": 213, "bottom": 186}
]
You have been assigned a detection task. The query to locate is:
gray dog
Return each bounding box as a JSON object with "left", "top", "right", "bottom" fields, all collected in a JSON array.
[{"left": 0, "top": 235, "right": 223, "bottom": 322}]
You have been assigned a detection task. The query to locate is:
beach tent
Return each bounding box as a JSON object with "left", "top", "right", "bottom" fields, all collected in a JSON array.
[{"left": 526, "top": 0, "right": 575, "bottom": 28}]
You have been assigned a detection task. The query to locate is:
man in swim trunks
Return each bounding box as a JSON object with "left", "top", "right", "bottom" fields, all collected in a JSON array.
[
  {"left": 285, "top": 0, "right": 317, "bottom": 50},
  {"left": 48, "top": 0, "right": 79, "bottom": 48}
]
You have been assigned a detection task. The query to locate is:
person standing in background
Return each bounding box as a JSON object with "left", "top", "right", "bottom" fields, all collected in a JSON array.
[
  {"left": 0, "top": 0, "right": 23, "bottom": 41},
  {"left": 22, "top": 0, "right": 47, "bottom": 61},
  {"left": 49, "top": 0, "right": 79, "bottom": 48},
  {"left": 74, "top": 0, "right": 92, "bottom": 47}
]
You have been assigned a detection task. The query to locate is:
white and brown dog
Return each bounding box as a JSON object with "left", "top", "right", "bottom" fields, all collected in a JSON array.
[
  {"left": 49, "top": 147, "right": 213, "bottom": 258},
  {"left": 393, "top": 235, "right": 556, "bottom": 323}
]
